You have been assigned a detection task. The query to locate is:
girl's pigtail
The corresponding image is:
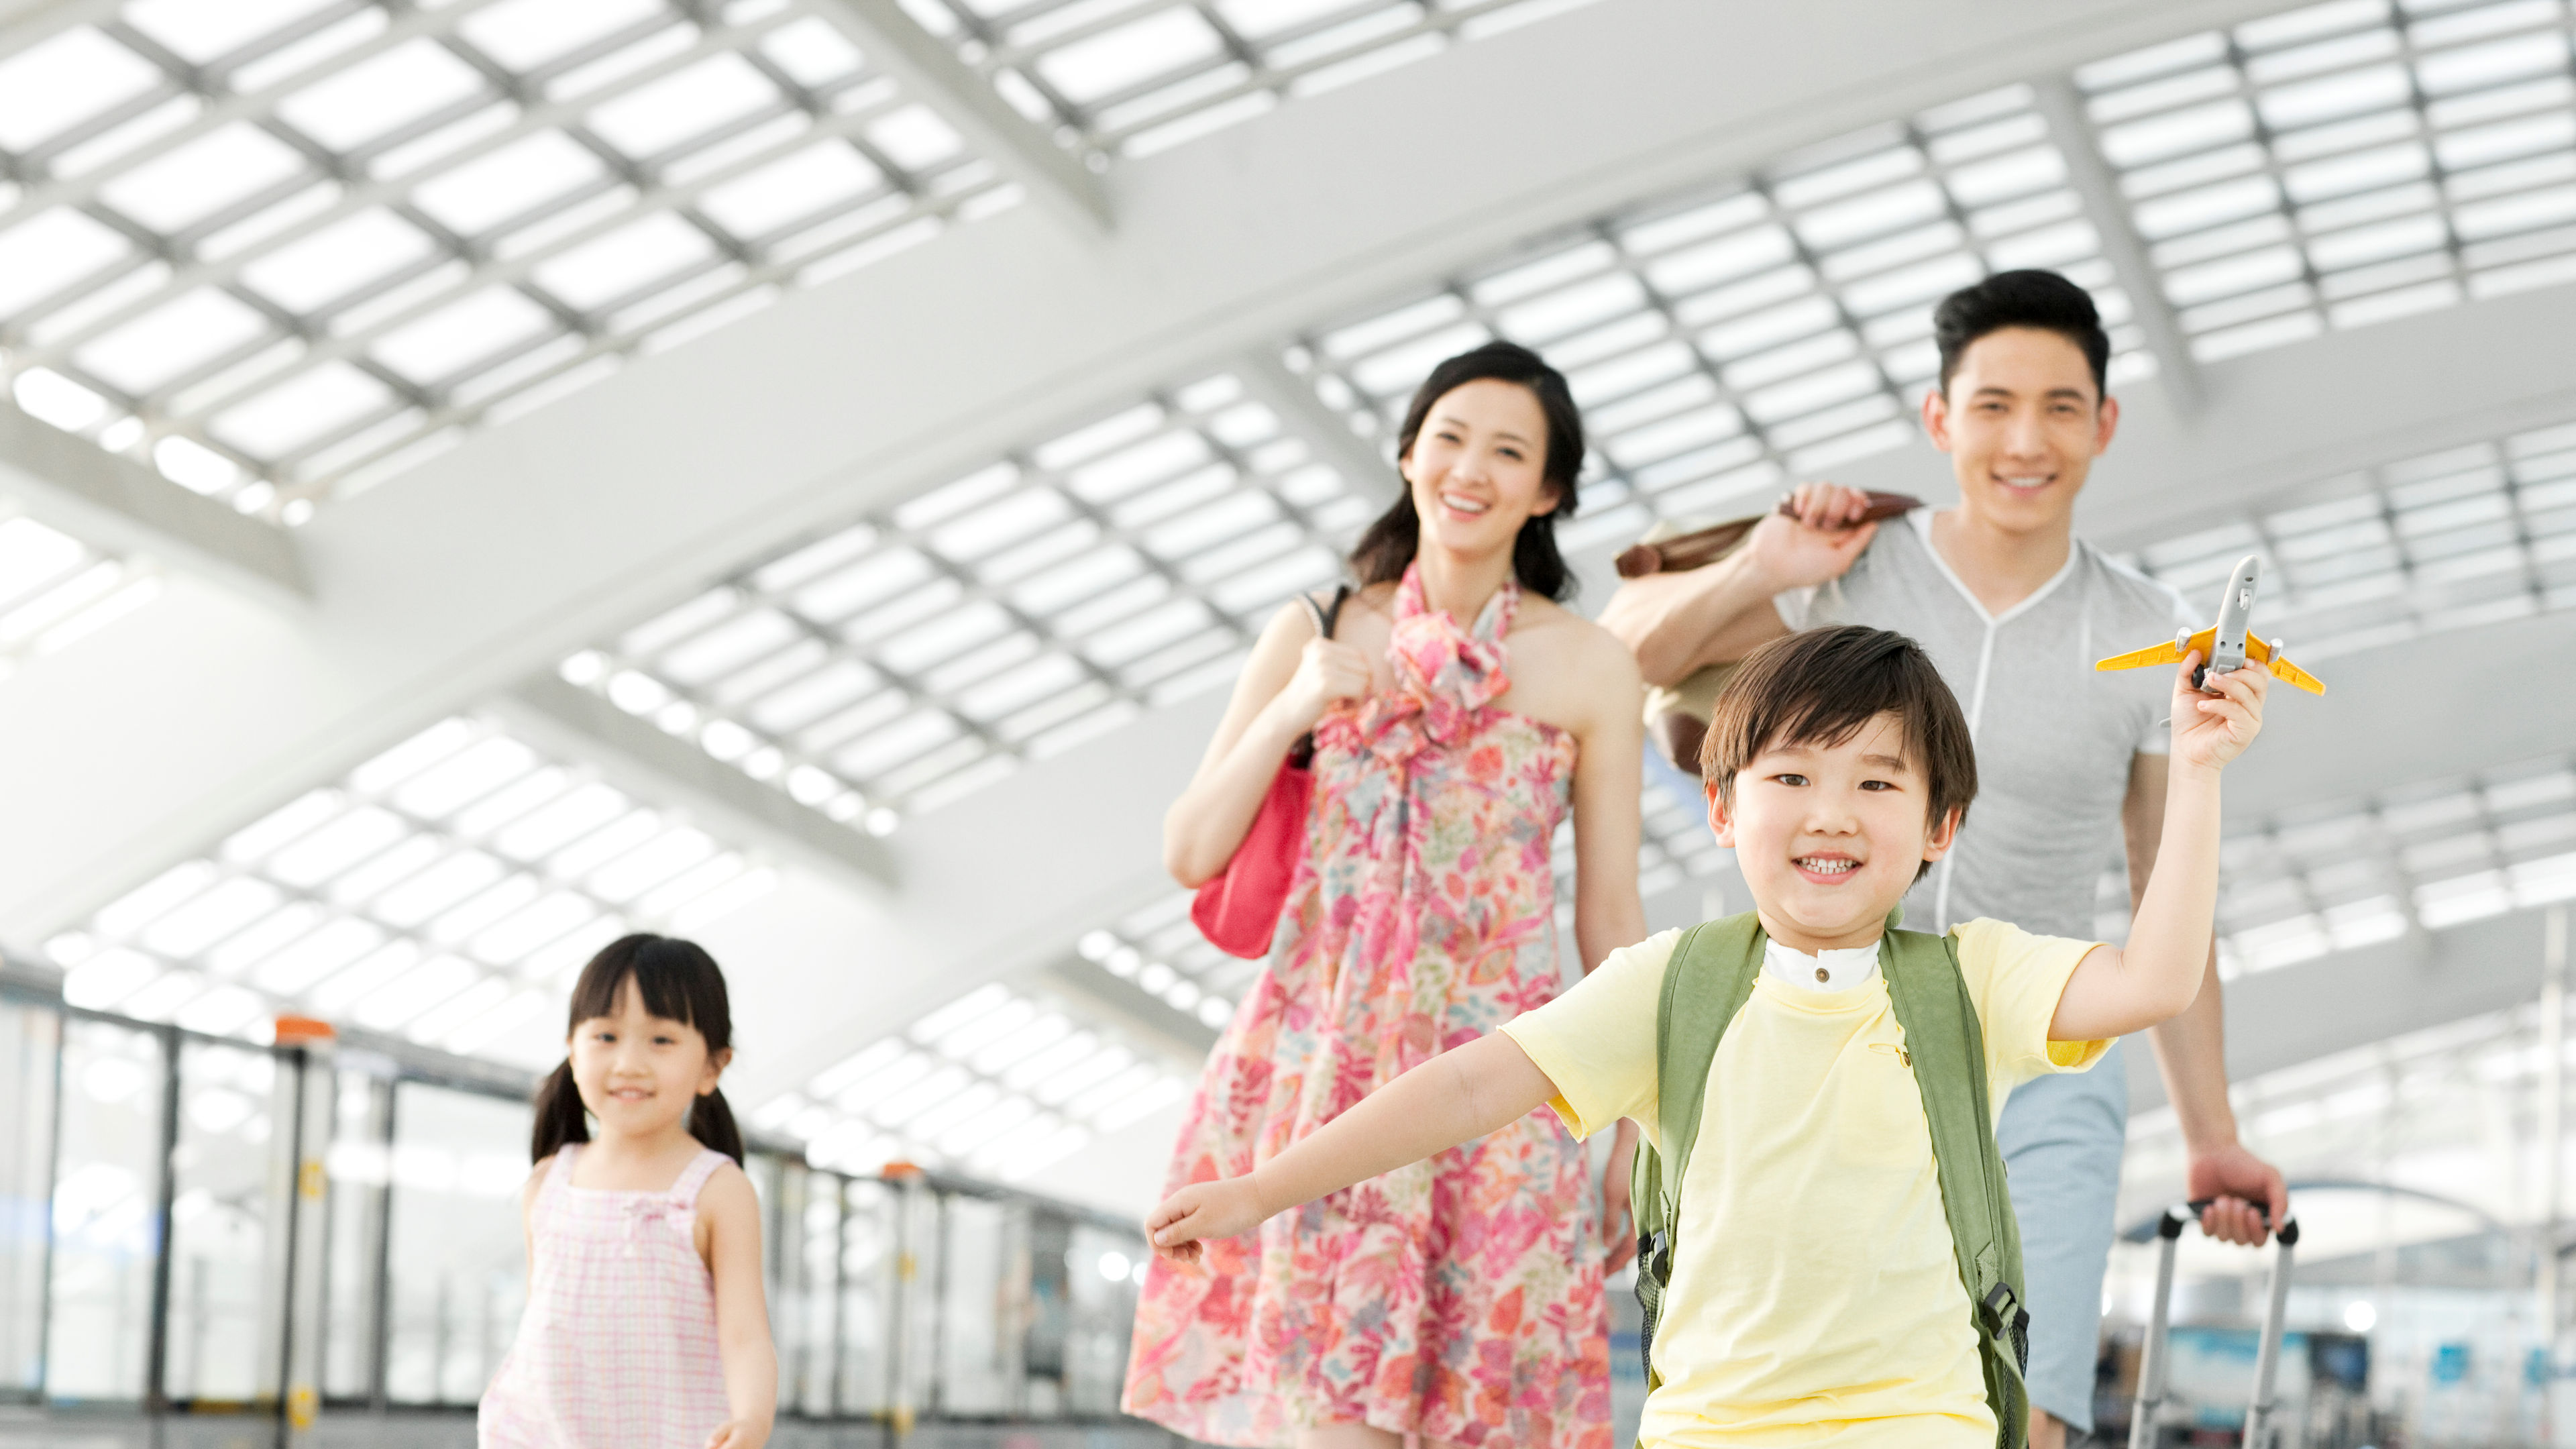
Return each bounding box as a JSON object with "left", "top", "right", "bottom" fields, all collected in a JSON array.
[
  {"left": 531, "top": 1060, "right": 590, "bottom": 1163},
  {"left": 691, "top": 1087, "right": 746, "bottom": 1166}
]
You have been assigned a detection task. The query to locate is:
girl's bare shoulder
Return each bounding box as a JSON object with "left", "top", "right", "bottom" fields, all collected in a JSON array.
[{"left": 696, "top": 1157, "right": 757, "bottom": 1213}]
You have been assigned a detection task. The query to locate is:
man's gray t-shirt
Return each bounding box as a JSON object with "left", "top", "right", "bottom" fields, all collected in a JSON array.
[{"left": 1778, "top": 511, "right": 2194, "bottom": 939}]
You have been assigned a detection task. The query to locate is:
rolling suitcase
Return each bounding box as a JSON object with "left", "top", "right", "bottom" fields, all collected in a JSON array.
[{"left": 2131, "top": 1200, "right": 2301, "bottom": 1449}]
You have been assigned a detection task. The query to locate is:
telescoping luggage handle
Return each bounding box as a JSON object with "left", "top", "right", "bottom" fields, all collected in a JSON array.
[{"left": 2132, "top": 1199, "right": 2301, "bottom": 1449}]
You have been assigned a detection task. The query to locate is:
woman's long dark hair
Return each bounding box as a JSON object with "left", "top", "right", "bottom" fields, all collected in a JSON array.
[
  {"left": 1348, "top": 339, "right": 1585, "bottom": 600},
  {"left": 531, "top": 933, "right": 745, "bottom": 1166}
]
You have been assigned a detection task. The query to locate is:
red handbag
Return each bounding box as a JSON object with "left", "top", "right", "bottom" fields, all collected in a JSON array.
[{"left": 1191, "top": 586, "right": 1349, "bottom": 957}]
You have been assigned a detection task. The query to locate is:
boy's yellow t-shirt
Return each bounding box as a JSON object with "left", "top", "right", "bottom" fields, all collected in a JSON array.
[{"left": 1499, "top": 919, "right": 2110, "bottom": 1448}]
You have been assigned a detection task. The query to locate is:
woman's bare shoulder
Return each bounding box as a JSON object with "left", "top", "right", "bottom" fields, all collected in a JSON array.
[{"left": 1516, "top": 597, "right": 1644, "bottom": 684}]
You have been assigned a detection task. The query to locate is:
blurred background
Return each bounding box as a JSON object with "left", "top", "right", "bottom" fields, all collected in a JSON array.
[{"left": 0, "top": 0, "right": 2571, "bottom": 1443}]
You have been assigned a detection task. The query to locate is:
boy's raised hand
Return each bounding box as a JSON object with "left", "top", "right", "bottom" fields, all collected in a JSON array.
[
  {"left": 1146, "top": 1176, "right": 1269, "bottom": 1263},
  {"left": 2170, "top": 653, "right": 2267, "bottom": 773}
]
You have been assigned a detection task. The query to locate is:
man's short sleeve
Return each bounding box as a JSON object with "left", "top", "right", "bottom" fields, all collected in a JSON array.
[
  {"left": 1773, "top": 584, "right": 1819, "bottom": 631},
  {"left": 1498, "top": 928, "right": 1677, "bottom": 1144},
  {"left": 1948, "top": 918, "right": 2112, "bottom": 1092}
]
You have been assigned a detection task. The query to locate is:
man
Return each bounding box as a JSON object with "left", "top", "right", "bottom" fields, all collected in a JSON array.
[{"left": 1597, "top": 270, "right": 2288, "bottom": 1448}]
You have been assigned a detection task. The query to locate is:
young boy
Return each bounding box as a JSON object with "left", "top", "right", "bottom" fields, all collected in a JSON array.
[{"left": 1145, "top": 624, "right": 2269, "bottom": 1446}]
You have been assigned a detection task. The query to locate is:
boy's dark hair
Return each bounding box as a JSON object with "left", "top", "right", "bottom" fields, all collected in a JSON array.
[
  {"left": 1349, "top": 339, "right": 1583, "bottom": 600},
  {"left": 532, "top": 933, "right": 745, "bottom": 1166},
  {"left": 1934, "top": 269, "right": 2110, "bottom": 401},
  {"left": 1700, "top": 627, "right": 1977, "bottom": 881}
]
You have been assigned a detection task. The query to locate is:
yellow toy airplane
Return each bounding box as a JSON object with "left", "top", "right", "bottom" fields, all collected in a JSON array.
[{"left": 2096, "top": 554, "right": 2326, "bottom": 696}]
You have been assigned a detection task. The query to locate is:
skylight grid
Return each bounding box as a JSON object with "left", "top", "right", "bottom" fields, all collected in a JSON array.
[
  {"left": 41, "top": 714, "right": 777, "bottom": 1065},
  {"left": 2114, "top": 417, "right": 2576, "bottom": 660},
  {"left": 899, "top": 0, "right": 1607, "bottom": 160},
  {"left": 2077, "top": 0, "right": 2576, "bottom": 361},
  {"left": 0, "top": 0, "right": 1013, "bottom": 521},
  {"left": 562, "top": 370, "right": 1377, "bottom": 826},
  {"left": 0, "top": 511, "right": 160, "bottom": 676},
  {"left": 748, "top": 980, "right": 1194, "bottom": 1181},
  {"left": 1080, "top": 889, "right": 1254, "bottom": 1018},
  {"left": 1293, "top": 85, "right": 2146, "bottom": 547},
  {"left": 2085, "top": 753, "right": 2576, "bottom": 977}
]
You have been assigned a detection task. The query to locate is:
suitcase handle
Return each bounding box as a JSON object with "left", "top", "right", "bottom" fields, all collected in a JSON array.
[
  {"left": 2159, "top": 1198, "right": 2300, "bottom": 1246},
  {"left": 2138, "top": 1199, "right": 2303, "bottom": 1449}
]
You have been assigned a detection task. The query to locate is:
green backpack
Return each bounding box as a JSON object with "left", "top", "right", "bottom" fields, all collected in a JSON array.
[{"left": 1627, "top": 911, "right": 2032, "bottom": 1448}]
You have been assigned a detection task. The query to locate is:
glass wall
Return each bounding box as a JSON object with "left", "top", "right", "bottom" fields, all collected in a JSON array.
[
  {"left": 163, "top": 1039, "right": 280, "bottom": 1404},
  {"left": 839, "top": 1178, "right": 896, "bottom": 1416},
  {"left": 44, "top": 1016, "right": 164, "bottom": 1402},
  {"left": 0, "top": 998, "right": 58, "bottom": 1395},
  {"left": 0, "top": 979, "right": 1155, "bottom": 1428},
  {"left": 1065, "top": 1222, "right": 1143, "bottom": 1415},
  {"left": 382, "top": 1081, "right": 531, "bottom": 1406},
  {"left": 939, "top": 1192, "right": 1019, "bottom": 1415}
]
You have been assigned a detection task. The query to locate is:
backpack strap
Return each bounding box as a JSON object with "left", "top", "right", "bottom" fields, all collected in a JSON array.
[
  {"left": 1632, "top": 912, "right": 1764, "bottom": 1393},
  {"left": 1881, "top": 927, "right": 2031, "bottom": 1449}
]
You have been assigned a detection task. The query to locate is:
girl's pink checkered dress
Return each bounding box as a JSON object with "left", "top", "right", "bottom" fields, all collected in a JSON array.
[{"left": 480, "top": 1144, "right": 733, "bottom": 1448}]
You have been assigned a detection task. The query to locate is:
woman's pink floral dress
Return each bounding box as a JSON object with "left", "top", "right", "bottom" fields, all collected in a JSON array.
[{"left": 1124, "top": 564, "right": 1609, "bottom": 1449}]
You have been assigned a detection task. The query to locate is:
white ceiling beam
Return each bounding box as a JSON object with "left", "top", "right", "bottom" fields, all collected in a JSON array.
[
  {"left": 1232, "top": 349, "right": 1400, "bottom": 506},
  {"left": 2029, "top": 75, "right": 2205, "bottom": 413},
  {"left": 2121, "top": 902, "right": 2560, "bottom": 1117},
  {"left": 0, "top": 0, "right": 2473, "bottom": 947},
  {"left": 0, "top": 400, "right": 307, "bottom": 605},
  {"left": 2222, "top": 610, "right": 2576, "bottom": 824},
  {"left": 819, "top": 0, "right": 1115, "bottom": 235},
  {"left": 0, "top": 0, "right": 115, "bottom": 62},
  {"left": 492, "top": 676, "right": 900, "bottom": 896}
]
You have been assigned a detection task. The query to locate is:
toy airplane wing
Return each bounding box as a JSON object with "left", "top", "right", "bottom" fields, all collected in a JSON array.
[
  {"left": 2245, "top": 633, "right": 2326, "bottom": 695},
  {"left": 2095, "top": 627, "right": 2210, "bottom": 674}
]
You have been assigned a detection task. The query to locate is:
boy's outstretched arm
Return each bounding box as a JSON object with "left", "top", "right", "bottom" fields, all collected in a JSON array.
[
  {"left": 2050, "top": 655, "right": 2269, "bottom": 1043},
  {"left": 1148, "top": 1032, "right": 1560, "bottom": 1260}
]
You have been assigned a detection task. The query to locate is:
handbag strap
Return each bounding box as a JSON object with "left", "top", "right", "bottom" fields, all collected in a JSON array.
[
  {"left": 1299, "top": 583, "right": 1350, "bottom": 640},
  {"left": 1286, "top": 584, "right": 1352, "bottom": 769}
]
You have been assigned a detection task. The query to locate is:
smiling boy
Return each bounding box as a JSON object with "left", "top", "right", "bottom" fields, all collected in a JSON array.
[{"left": 1142, "top": 625, "right": 2269, "bottom": 1446}]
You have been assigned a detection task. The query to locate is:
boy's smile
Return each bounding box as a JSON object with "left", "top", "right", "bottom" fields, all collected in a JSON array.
[{"left": 1708, "top": 712, "right": 1958, "bottom": 954}]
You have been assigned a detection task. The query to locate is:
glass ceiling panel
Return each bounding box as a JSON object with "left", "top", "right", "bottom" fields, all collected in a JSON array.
[
  {"left": 0, "top": 508, "right": 159, "bottom": 676},
  {"left": 2111, "top": 415, "right": 2576, "bottom": 662},
  {"left": 1293, "top": 85, "right": 2148, "bottom": 549},
  {"left": 2078, "top": 749, "right": 2576, "bottom": 979},
  {"left": 747, "top": 978, "right": 1193, "bottom": 1182},
  {"left": 2077, "top": 0, "right": 2576, "bottom": 360},
  {"left": 560, "top": 369, "right": 1377, "bottom": 827},
  {"left": 898, "top": 0, "right": 1606, "bottom": 160},
  {"left": 0, "top": 0, "right": 1014, "bottom": 523},
  {"left": 42, "top": 714, "right": 777, "bottom": 1067}
]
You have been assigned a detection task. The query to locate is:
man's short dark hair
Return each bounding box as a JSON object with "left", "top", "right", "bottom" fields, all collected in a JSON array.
[
  {"left": 1700, "top": 627, "right": 1978, "bottom": 881},
  {"left": 1934, "top": 269, "right": 2110, "bottom": 401}
]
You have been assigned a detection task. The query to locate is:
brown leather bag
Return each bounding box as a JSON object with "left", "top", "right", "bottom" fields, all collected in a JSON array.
[{"left": 1625, "top": 493, "right": 1921, "bottom": 774}]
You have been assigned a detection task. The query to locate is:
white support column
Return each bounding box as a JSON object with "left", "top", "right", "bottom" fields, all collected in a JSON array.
[
  {"left": 2546, "top": 902, "right": 2570, "bottom": 1417},
  {"left": 2031, "top": 75, "right": 2204, "bottom": 413},
  {"left": 1232, "top": 349, "right": 1399, "bottom": 506},
  {"left": 820, "top": 0, "right": 1115, "bottom": 235}
]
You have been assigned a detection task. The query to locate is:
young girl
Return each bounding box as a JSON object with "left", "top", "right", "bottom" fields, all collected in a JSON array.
[{"left": 480, "top": 934, "right": 776, "bottom": 1449}]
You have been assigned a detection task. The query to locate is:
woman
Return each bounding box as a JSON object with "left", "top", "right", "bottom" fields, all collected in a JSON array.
[{"left": 1124, "top": 341, "right": 1646, "bottom": 1449}]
